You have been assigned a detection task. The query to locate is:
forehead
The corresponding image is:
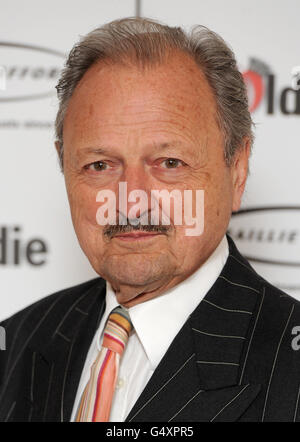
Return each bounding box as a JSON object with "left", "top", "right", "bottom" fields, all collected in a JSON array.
[{"left": 63, "top": 51, "right": 219, "bottom": 147}]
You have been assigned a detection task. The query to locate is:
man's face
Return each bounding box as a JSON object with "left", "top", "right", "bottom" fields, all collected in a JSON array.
[{"left": 61, "top": 52, "right": 249, "bottom": 307}]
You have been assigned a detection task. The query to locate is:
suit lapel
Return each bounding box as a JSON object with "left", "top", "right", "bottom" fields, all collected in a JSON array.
[
  {"left": 28, "top": 279, "right": 106, "bottom": 422},
  {"left": 126, "top": 237, "right": 263, "bottom": 422}
]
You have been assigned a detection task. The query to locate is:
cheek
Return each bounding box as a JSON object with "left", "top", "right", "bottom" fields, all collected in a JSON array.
[
  {"left": 205, "top": 173, "right": 233, "bottom": 224},
  {"left": 169, "top": 227, "right": 208, "bottom": 270},
  {"left": 66, "top": 181, "right": 100, "bottom": 228}
]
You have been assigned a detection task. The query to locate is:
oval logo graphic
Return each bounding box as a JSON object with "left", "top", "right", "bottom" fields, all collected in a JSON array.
[
  {"left": 0, "top": 42, "right": 65, "bottom": 102},
  {"left": 229, "top": 206, "right": 300, "bottom": 267},
  {"left": 228, "top": 206, "right": 300, "bottom": 293}
]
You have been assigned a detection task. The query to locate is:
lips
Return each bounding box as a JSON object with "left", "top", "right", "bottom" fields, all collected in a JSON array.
[{"left": 113, "top": 231, "right": 163, "bottom": 241}]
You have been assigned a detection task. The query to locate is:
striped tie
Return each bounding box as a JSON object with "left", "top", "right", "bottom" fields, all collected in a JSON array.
[{"left": 75, "top": 306, "right": 133, "bottom": 422}]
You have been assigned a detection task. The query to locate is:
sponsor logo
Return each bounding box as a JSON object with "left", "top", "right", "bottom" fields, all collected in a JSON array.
[
  {"left": 242, "top": 58, "right": 300, "bottom": 115},
  {"left": 0, "top": 42, "right": 65, "bottom": 102},
  {"left": 291, "top": 66, "right": 300, "bottom": 91},
  {"left": 229, "top": 206, "right": 300, "bottom": 266},
  {"left": 228, "top": 206, "right": 300, "bottom": 291},
  {"left": 0, "top": 225, "right": 48, "bottom": 266},
  {"left": 0, "top": 65, "right": 5, "bottom": 90}
]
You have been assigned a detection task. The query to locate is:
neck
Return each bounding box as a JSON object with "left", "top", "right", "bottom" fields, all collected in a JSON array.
[{"left": 110, "top": 272, "right": 193, "bottom": 308}]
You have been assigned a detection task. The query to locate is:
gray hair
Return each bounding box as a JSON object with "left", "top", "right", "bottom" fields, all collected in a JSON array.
[{"left": 55, "top": 17, "right": 254, "bottom": 169}]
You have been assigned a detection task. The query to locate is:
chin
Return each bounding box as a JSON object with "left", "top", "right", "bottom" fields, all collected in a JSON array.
[{"left": 100, "top": 253, "right": 172, "bottom": 287}]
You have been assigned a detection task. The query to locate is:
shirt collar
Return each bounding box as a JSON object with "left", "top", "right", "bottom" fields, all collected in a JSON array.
[{"left": 104, "top": 235, "right": 229, "bottom": 370}]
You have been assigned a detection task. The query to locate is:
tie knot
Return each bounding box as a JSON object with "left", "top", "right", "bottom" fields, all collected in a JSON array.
[{"left": 102, "top": 306, "right": 133, "bottom": 355}]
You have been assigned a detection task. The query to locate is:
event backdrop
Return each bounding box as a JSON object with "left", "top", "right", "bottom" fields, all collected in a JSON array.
[{"left": 0, "top": 0, "right": 299, "bottom": 320}]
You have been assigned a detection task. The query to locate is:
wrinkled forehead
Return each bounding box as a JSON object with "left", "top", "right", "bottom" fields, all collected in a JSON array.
[{"left": 62, "top": 52, "right": 221, "bottom": 152}]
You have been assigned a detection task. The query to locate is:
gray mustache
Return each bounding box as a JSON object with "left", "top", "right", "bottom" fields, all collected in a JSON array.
[{"left": 103, "top": 210, "right": 172, "bottom": 239}]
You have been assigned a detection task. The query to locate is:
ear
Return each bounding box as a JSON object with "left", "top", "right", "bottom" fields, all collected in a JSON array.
[{"left": 231, "top": 137, "right": 251, "bottom": 212}]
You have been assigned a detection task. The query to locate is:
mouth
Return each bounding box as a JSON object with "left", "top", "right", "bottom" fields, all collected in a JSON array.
[{"left": 112, "top": 231, "right": 165, "bottom": 241}]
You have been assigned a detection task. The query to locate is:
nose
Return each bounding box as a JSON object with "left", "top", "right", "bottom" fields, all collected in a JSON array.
[{"left": 118, "top": 165, "right": 152, "bottom": 221}]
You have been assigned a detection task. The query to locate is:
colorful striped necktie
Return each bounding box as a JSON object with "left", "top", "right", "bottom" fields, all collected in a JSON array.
[{"left": 75, "top": 306, "right": 133, "bottom": 422}]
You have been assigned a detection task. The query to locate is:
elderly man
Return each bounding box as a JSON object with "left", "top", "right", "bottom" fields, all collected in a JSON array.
[{"left": 1, "top": 17, "right": 300, "bottom": 423}]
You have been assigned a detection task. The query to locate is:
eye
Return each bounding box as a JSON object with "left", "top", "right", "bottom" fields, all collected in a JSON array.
[
  {"left": 161, "top": 158, "right": 185, "bottom": 169},
  {"left": 85, "top": 161, "right": 110, "bottom": 172}
]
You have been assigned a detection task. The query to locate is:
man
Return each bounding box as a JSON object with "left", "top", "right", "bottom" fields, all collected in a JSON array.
[{"left": 1, "top": 17, "right": 300, "bottom": 422}]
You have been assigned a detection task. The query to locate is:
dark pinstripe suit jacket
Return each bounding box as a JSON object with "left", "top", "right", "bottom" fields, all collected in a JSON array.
[{"left": 1, "top": 236, "right": 300, "bottom": 422}]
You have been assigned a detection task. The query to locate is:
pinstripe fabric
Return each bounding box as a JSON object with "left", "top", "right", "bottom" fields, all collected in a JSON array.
[
  {"left": 1, "top": 236, "right": 300, "bottom": 422},
  {"left": 75, "top": 307, "right": 132, "bottom": 422}
]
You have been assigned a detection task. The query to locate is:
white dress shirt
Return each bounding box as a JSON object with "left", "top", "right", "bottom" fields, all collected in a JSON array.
[{"left": 71, "top": 235, "right": 229, "bottom": 422}]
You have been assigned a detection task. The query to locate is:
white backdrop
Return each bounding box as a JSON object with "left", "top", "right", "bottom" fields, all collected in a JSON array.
[{"left": 0, "top": 0, "right": 299, "bottom": 320}]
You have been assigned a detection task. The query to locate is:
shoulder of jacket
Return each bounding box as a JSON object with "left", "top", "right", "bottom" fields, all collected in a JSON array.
[{"left": 0, "top": 276, "right": 104, "bottom": 332}]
